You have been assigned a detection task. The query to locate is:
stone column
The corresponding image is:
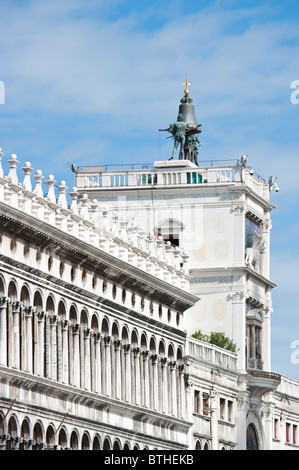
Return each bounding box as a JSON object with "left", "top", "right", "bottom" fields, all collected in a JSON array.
[
  {"left": 124, "top": 344, "right": 131, "bottom": 403},
  {"left": 114, "top": 340, "right": 122, "bottom": 400},
  {"left": 236, "top": 393, "right": 249, "bottom": 450},
  {"left": 95, "top": 333, "right": 101, "bottom": 394},
  {"left": 62, "top": 320, "right": 69, "bottom": 384},
  {"left": 25, "top": 307, "right": 33, "bottom": 373},
  {"left": 134, "top": 347, "right": 141, "bottom": 405},
  {"left": 152, "top": 354, "right": 158, "bottom": 411},
  {"left": 142, "top": 350, "right": 150, "bottom": 408},
  {"left": 50, "top": 315, "right": 57, "bottom": 380},
  {"left": 84, "top": 329, "right": 91, "bottom": 391},
  {"left": 211, "top": 391, "right": 219, "bottom": 450},
  {"left": 179, "top": 364, "right": 186, "bottom": 419},
  {"left": 161, "top": 357, "right": 168, "bottom": 414},
  {"left": 12, "top": 301, "right": 21, "bottom": 369},
  {"left": 104, "top": 336, "right": 112, "bottom": 396},
  {"left": 0, "top": 297, "right": 7, "bottom": 366},
  {"left": 170, "top": 361, "right": 177, "bottom": 416},
  {"left": 73, "top": 324, "right": 80, "bottom": 387},
  {"left": 37, "top": 312, "right": 45, "bottom": 376}
]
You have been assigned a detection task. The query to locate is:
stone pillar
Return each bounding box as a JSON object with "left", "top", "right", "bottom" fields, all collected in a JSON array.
[
  {"left": 124, "top": 344, "right": 131, "bottom": 402},
  {"left": 25, "top": 307, "right": 33, "bottom": 373},
  {"left": 134, "top": 347, "right": 141, "bottom": 405},
  {"left": 152, "top": 354, "right": 158, "bottom": 411},
  {"left": 211, "top": 391, "right": 219, "bottom": 450},
  {"left": 142, "top": 351, "right": 150, "bottom": 408},
  {"left": 12, "top": 301, "right": 21, "bottom": 369},
  {"left": 179, "top": 364, "right": 186, "bottom": 419},
  {"left": 62, "top": 320, "right": 69, "bottom": 384},
  {"left": 50, "top": 315, "right": 57, "bottom": 380},
  {"left": 114, "top": 340, "right": 122, "bottom": 400},
  {"left": 161, "top": 357, "right": 168, "bottom": 414},
  {"left": 170, "top": 361, "right": 177, "bottom": 416},
  {"left": 104, "top": 336, "right": 112, "bottom": 396},
  {"left": 95, "top": 333, "right": 101, "bottom": 393},
  {"left": 0, "top": 297, "right": 7, "bottom": 366},
  {"left": 37, "top": 312, "right": 45, "bottom": 376},
  {"left": 73, "top": 324, "right": 80, "bottom": 387},
  {"left": 236, "top": 393, "right": 249, "bottom": 450},
  {"left": 84, "top": 329, "right": 91, "bottom": 390}
]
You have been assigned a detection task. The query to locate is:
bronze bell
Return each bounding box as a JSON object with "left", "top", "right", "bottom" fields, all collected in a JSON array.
[{"left": 178, "top": 95, "right": 200, "bottom": 128}]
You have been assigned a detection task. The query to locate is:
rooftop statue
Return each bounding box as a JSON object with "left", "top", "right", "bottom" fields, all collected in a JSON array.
[{"left": 160, "top": 77, "right": 202, "bottom": 165}]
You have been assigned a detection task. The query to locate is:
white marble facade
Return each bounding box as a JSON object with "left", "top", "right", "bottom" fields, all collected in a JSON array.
[{"left": 0, "top": 151, "right": 298, "bottom": 450}]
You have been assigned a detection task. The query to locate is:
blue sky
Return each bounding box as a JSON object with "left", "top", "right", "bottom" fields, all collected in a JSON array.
[{"left": 0, "top": 0, "right": 298, "bottom": 379}]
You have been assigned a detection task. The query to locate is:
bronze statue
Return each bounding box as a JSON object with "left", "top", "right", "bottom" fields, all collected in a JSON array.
[{"left": 160, "top": 77, "right": 202, "bottom": 165}]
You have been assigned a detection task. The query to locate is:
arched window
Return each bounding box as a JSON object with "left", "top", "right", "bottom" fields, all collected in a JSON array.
[{"left": 156, "top": 218, "right": 184, "bottom": 247}]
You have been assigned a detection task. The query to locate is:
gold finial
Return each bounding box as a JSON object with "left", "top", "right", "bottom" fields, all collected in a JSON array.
[{"left": 183, "top": 76, "right": 190, "bottom": 95}]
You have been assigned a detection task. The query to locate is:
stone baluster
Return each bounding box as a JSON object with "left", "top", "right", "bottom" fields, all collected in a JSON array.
[
  {"left": 156, "top": 236, "right": 165, "bottom": 260},
  {"left": 45, "top": 175, "right": 57, "bottom": 225},
  {"left": 34, "top": 170, "right": 44, "bottom": 197},
  {"left": 69, "top": 187, "right": 79, "bottom": 215},
  {"left": 7, "top": 154, "right": 19, "bottom": 185},
  {"left": 164, "top": 241, "right": 173, "bottom": 264},
  {"left": 79, "top": 193, "right": 89, "bottom": 220},
  {"left": 31, "top": 170, "right": 45, "bottom": 219},
  {"left": 46, "top": 174, "right": 57, "bottom": 204},
  {"left": 22, "top": 161, "right": 33, "bottom": 191},
  {"left": 57, "top": 180, "right": 68, "bottom": 210},
  {"left": 7, "top": 154, "right": 22, "bottom": 207},
  {"left": 119, "top": 218, "right": 128, "bottom": 242}
]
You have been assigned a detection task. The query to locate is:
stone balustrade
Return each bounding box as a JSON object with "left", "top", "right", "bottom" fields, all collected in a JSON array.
[{"left": 0, "top": 150, "right": 190, "bottom": 289}]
